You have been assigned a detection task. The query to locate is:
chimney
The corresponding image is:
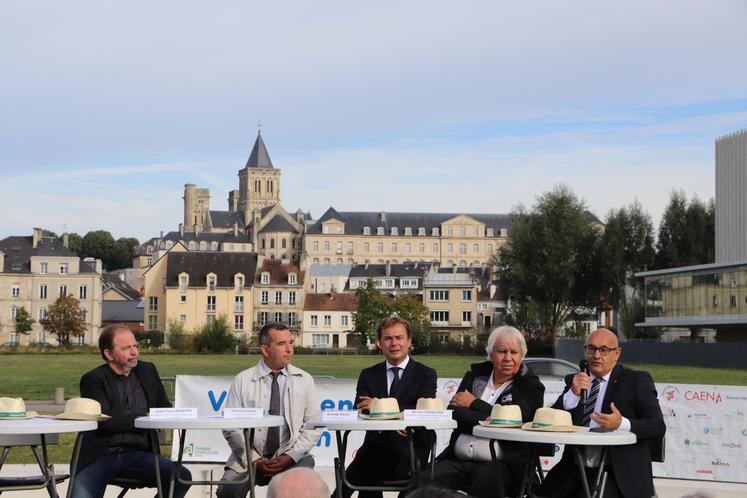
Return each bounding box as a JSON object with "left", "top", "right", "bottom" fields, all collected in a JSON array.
[
  {"left": 364, "top": 261, "right": 369, "bottom": 270},
  {"left": 452, "top": 264, "right": 457, "bottom": 274},
  {"left": 414, "top": 261, "right": 419, "bottom": 269},
  {"left": 63, "top": 232, "right": 69, "bottom": 248},
  {"left": 233, "top": 222, "right": 238, "bottom": 237},
  {"left": 386, "top": 260, "right": 391, "bottom": 276},
  {"left": 32, "top": 227, "right": 42, "bottom": 248},
  {"left": 95, "top": 259, "right": 103, "bottom": 274},
  {"left": 179, "top": 223, "right": 184, "bottom": 236},
  {"left": 433, "top": 261, "right": 440, "bottom": 273},
  {"left": 193, "top": 224, "right": 198, "bottom": 235},
  {"left": 379, "top": 211, "right": 386, "bottom": 223},
  {"left": 160, "top": 230, "right": 164, "bottom": 238}
]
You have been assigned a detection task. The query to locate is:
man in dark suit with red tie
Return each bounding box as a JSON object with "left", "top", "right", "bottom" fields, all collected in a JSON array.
[
  {"left": 535, "top": 328, "right": 665, "bottom": 498},
  {"left": 336, "top": 316, "right": 438, "bottom": 498}
]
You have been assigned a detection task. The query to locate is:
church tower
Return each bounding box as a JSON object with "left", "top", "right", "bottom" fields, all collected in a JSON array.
[{"left": 238, "top": 131, "right": 281, "bottom": 220}]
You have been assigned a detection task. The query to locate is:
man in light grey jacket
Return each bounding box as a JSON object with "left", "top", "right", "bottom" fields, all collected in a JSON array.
[{"left": 217, "top": 321, "right": 322, "bottom": 498}]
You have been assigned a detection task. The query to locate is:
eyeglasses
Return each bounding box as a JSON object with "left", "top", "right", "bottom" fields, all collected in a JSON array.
[{"left": 583, "top": 345, "right": 619, "bottom": 356}]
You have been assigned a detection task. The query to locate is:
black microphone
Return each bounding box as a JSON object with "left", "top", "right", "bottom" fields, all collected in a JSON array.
[{"left": 579, "top": 359, "right": 590, "bottom": 405}]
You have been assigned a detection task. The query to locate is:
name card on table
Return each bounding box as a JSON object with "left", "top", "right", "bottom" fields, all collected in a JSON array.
[
  {"left": 150, "top": 407, "right": 198, "bottom": 419},
  {"left": 322, "top": 410, "right": 359, "bottom": 422},
  {"left": 403, "top": 409, "right": 452, "bottom": 421},
  {"left": 224, "top": 407, "right": 264, "bottom": 419}
]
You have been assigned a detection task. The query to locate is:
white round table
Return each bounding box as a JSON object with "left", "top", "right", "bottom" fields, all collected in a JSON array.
[
  {"left": 306, "top": 416, "right": 457, "bottom": 498},
  {"left": 0, "top": 417, "right": 97, "bottom": 498},
  {"left": 472, "top": 426, "right": 636, "bottom": 498},
  {"left": 134, "top": 416, "right": 284, "bottom": 498}
]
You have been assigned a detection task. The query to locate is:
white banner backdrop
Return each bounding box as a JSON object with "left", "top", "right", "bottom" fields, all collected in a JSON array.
[{"left": 173, "top": 375, "right": 747, "bottom": 484}]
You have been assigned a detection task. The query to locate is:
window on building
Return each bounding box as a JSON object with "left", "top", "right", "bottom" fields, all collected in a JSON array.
[
  {"left": 364, "top": 242, "right": 370, "bottom": 253},
  {"left": 336, "top": 241, "right": 342, "bottom": 254},
  {"left": 312, "top": 334, "right": 329, "bottom": 347},
  {"left": 11, "top": 284, "right": 20, "bottom": 298},
  {"left": 382, "top": 278, "right": 395, "bottom": 288},
  {"left": 473, "top": 227, "right": 479, "bottom": 236},
  {"left": 487, "top": 243, "right": 494, "bottom": 255},
  {"left": 235, "top": 274, "right": 244, "bottom": 291},
  {"left": 431, "top": 310, "right": 449, "bottom": 323},
  {"left": 405, "top": 243, "right": 411, "bottom": 253},
  {"left": 459, "top": 243, "right": 467, "bottom": 254},
  {"left": 323, "top": 315, "right": 332, "bottom": 327},
  {"left": 270, "top": 239, "right": 275, "bottom": 249},
  {"left": 261, "top": 273, "right": 270, "bottom": 284},
  {"left": 377, "top": 242, "right": 384, "bottom": 253},
  {"left": 39, "top": 284, "right": 47, "bottom": 299},
  {"left": 473, "top": 243, "right": 479, "bottom": 254},
  {"left": 289, "top": 291, "right": 297, "bottom": 305},
  {"left": 419, "top": 243, "right": 425, "bottom": 253},
  {"left": 261, "top": 239, "right": 266, "bottom": 249},
  {"left": 313, "top": 258, "right": 319, "bottom": 264},
  {"left": 207, "top": 295, "right": 216, "bottom": 311},
  {"left": 392, "top": 242, "right": 398, "bottom": 253},
  {"left": 500, "top": 228, "right": 508, "bottom": 237},
  {"left": 460, "top": 226, "right": 466, "bottom": 236},
  {"left": 324, "top": 258, "right": 330, "bottom": 265},
  {"left": 10, "top": 307, "right": 18, "bottom": 321},
  {"left": 363, "top": 226, "right": 371, "bottom": 235},
  {"left": 58, "top": 263, "right": 68, "bottom": 275},
  {"left": 341, "top": 315, "right": 349, "bottom": 327},
  {"left": 39, "top": 306, "right": 46, "bottom": 321},
  {"left": 259, "top": 311, "right": 269, "bottom": 325},
  {"left": 487, "top": 228, "right": 494, "bottom": 237},
  {"left": 730, "top": 295, "right": 737, "bottom": 307},
  {"left": 462, "top": 310, "right": 472, "bottom": 323},
  {"left": 403, "top": 227, "right": 411, "bottom": 236},
  {"left": 275, "top": 291, "right": 282, "bottom": 305},
  {"left": 288, "top": 312, "right": 297, "bottom": 327},
  {"left": 59, "top": 284, "right": 68, "bottom": 297},
  {"left": 37, "top": 331, "right": 46, "bottom": 343},
  {"left": 11, "top": 263, "right": 21, "bottom": 271},
  {"left": 234, "top": 315, "right": 244, "bottom": 330},
  {"left": 180, "top": 274, "right": 188, "bottom": 291},
  {"left": 188, "top": 241, "right": 197, "bottom": 250},
  {"left": 9, "top": 332, "right": 19, "bottom": 346},
  {"left": 377, "top": 227, "right": 384, "bottom": 235},
  {"left": 235, "top": 295, "right": 244, "bottom": 312},
  {"left": 348, "top": 241, "right": 354, "bottom": 254},
  {"left": 180, "top": 295, "right": 187, "bottom": 303},
  {"left": 447, "top": 243, "right": 453, "bottom": 254},
  {"left": 40, "top": 262, "right": 48, "bottom": 274},
  {"left": 274, "top": 312, "right": 283, "bottom": 322},
  {"left": 433, "top": 243, "right": 438, "bottom": 252},
  {"left": 180, "top": 314, "right": 187, "bottom": 322},
  {"left": 391, "top": 227, "right": 398, "bottom": 236},
  {"left": 260, "top": 291, "right": 269, "bottom": 304},
  {"left": 401, "top": 278, "right": 418, "bottom": 289},
  {"left": 324, "top": 241, "right": 330, "bottom": 251},
  {"left": 148, "top": 314, "right": 158, "bottom": 330},
  {"left": 462, "top": 290, "right": 472, "bottom": 301},
  {"left": 149, "top": 296, "right": 158, "bottom": 312},
  {"left": 199, "top": 241, "right": 207, "bottom": 251},
  {"left": 79, "top": 307, "right": 87, "bottom": 322},
  {"left": 79, "top": 285, "right": 87, "bottom": 300},
  {"left": 206, "top": 315, "right": 216, "bottom": 325},
  {"left": 447, "top": 227, "right": 453, "bottom": 236},
  {"left": 430, "top": 290, "right": 449, "bottom": 301},
  {"left": 288, "top": 273, "right": 297, "bottom": 285},
  {"left": 310, "top": 315, "right": 318, "bottom": 327}
]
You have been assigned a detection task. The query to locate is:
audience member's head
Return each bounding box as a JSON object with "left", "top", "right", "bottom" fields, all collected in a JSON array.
[
  {"left": 680, "top": 493, "right": 715, "bottom": 498},
  {"left": 407, "top": 484, "right": 468, "bottom": 498},
  {"left": 267, "top": 467, "right": 329, "bottom": 498}
]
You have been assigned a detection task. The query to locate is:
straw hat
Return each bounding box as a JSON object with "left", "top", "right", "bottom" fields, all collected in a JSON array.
[
  {"left": 360, "top": 398, "right": 402, "bottom": 420},
  {"left": 478, "top": 404, "right": 523, "bottom": 428},
  {"left": 0, "top": 397, "right": 37, "bottom": 420},
  {"left": 521, "top": 407, "right": 580, "bottom": 432},
  {"left": 416, "top": 398, "right": 445, "bottom": 410},
  {"left": 55, "top": 398, "right": 111, "bottom": 422}
]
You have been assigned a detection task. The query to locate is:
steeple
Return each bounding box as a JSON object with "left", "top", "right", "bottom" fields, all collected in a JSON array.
[{"left": 244, "top": 131, "right": 275, "bottom": 169}]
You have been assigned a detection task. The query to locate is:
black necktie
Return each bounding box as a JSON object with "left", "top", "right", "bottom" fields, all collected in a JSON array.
[
  {"left": 581, "top": 377, "right": 601, "bottom": 427},
  {"left": 265, "top": 371, "right": 280, "bottom": 457},
  {"left": 389, "top": 366, "right": 402, "bottom": 396}
]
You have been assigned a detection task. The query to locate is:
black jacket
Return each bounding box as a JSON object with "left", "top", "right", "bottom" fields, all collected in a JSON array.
[
  {"left": 77, "top": 361, "right": 171, "bottom": 470},
  {"left": 438, "top": 361, "right": 544, "bottom": 462},
  {"left": 553, "top": 363, "right": 665, "bottom": 498},
  {"left": 355, "top": 358, "right": 437, "bottom": 451}
]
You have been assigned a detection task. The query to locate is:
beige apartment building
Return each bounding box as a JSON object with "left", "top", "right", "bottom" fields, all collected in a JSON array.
[
  {"left": 423, "top": 267, "right": 479, "bottom": 346},
  {"left": 304, "top": 209, "right": 509, "bottom": 267},
  {"left": 0, "top": 228, "right": 103, "bottom": 346},
  {"left": 302, "top": 292, "right": 356, "bottom": 348},
  {"left": 142, "top": 243, "right": 260, "bottom": 337},
  {"left": 253, "top": 259, "right": 304, "bottom": 338}
]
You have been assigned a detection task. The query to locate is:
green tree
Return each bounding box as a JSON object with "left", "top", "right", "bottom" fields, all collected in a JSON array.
[
  {"left": 14, "top": 306, "right": 35, "bottom": 335},
  {"left": 497, "top": 185, "right": 602, "bottom": 347},
  {"left": 655, "top": 192, "right": 715, "bottom": 269},
  {"left": 81, "top": 230, "right": 117, "bottom": 269},
  {"left": 167, "top": 319, "right": 190, "bottom": 352},
  {"left": 66, "top": 233, "right": 83, "bottom": 256},
  {"left": 351, "top": 278, "right": 391, "bottom": 344},
  {"left": 599, "top": 202, "right": 655, "bottom": 338},
  {"left": 112, "top": 237, "right": 139, "bottom": 270},
  {"left": 391, "top": 293, "right": 431, "bottom": 352},
  {"left": 191, "top": 316, "right": 237, "bottom": 353},
  {"left": 40, "top": 294, "right": 86, "bottom": 346}
]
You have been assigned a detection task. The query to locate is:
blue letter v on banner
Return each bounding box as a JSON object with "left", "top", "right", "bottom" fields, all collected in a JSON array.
[{"left": 208, "top": 390, "right": 228, "bottom": 412}]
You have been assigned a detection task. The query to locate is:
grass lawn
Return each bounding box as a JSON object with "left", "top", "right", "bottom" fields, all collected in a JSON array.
[{"left": 2, "top": 353, "right": 745, "bottom": 464}]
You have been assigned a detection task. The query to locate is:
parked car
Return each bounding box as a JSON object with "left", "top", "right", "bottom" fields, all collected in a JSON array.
[{"left": 523, "top": 357, "right": 579, "bottom": 380}]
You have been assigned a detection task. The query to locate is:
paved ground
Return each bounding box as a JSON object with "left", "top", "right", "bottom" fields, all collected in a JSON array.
[{"left": 1, "top": 463, "right": 745, "bottom": 498}]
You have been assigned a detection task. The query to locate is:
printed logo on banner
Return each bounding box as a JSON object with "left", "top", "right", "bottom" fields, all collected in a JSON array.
[
  {"left": 443, "top": 381, "right": 458, "bottom": 398},
  {"left": 711, "top": 458, "right": 730, "bottom": 467},
  {"left": 684, "top": 390, "right": 722, "bottom": 404},
  {"left": 688, "top": 413, "right": 710, "bottom": 420},
  {"left": 723, "top": 442, "right": 742, "bottom": 449},
  {"left": 662, "top": 386, "right": 679, "bottom": 402},
  {"left": 703, "top": 426, "right": 724, "bottom": 435},
  {"left": 184, "top": 443, "right": 194, "bottom": 457},
  {"left": 684, "top": 438, "right": 708, "bottom": 447},
  {"left": 663, "top": 408, "right": 676, "bottom": 418},
  {"left": 725, "top": 394, "right": 747, "bottom": 401},
  {"left": 696, "top": 469, "right": 713, "bottom": 475},
  {"left": 208, "top": 390, "right": 228, "bottom": 412}
]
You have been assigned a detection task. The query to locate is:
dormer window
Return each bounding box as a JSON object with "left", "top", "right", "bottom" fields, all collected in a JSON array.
[
  {"left": 377, "top": 227, "right": 384, "bottom": 235},
  {"left": 146, "top": 246, "right": 153, "bottom": 254},
  {"left": 288, "top": 273, "right": 297, "bottom": 285},
  {"left": 432, "top": 228, "right": 439, "bottom": 236},
  {"left": 211, "top": 241, "right": 218, "bottom": 251},
  {"left": 179, "top": 273, "right": 189, "bottom": 292},
  {"left": 404, "top": 227, "right": 412, "bottom": 236},
  {"left": 499, "top": 228, "right": 508, "bottom": 237},
  {"left": 363, "top": 227, "right": 371, "bottom": 235},
  {"left": 323, "top": 225, "right": 330, "bottom": 234},
  {"left": 207, "top": 273, "right": 217, "bottom": 292},
  {"left": 188, "top": 241, "right": 196, "bottom": 250},
  {"left": 418, "top": 227, "right": 425, "bottom": 236},
  {"left": 486, "top": 228, "right": 494, "bottom": 237},
  {"left": 391, "top": 227, "right": 398, "bottom": 236},
  {"left": 59, "top": 263, "right": 68, "bottom": 275},
  {"left": 337, "top": 226, "right": 343, "bottom": 234},
  {"left": 235, "top": 274, "right": 245, "bottom": 292},
  {"left": 261, "top": 272, "right": 270, "bottom": 284},
  {"left": 199, "top": 241, "right": 207, "bottom": 251}
]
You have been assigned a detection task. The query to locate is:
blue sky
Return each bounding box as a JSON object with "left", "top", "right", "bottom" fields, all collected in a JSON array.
[{"left": 2, "top": 1, "right": 746, "bottom": 241}]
